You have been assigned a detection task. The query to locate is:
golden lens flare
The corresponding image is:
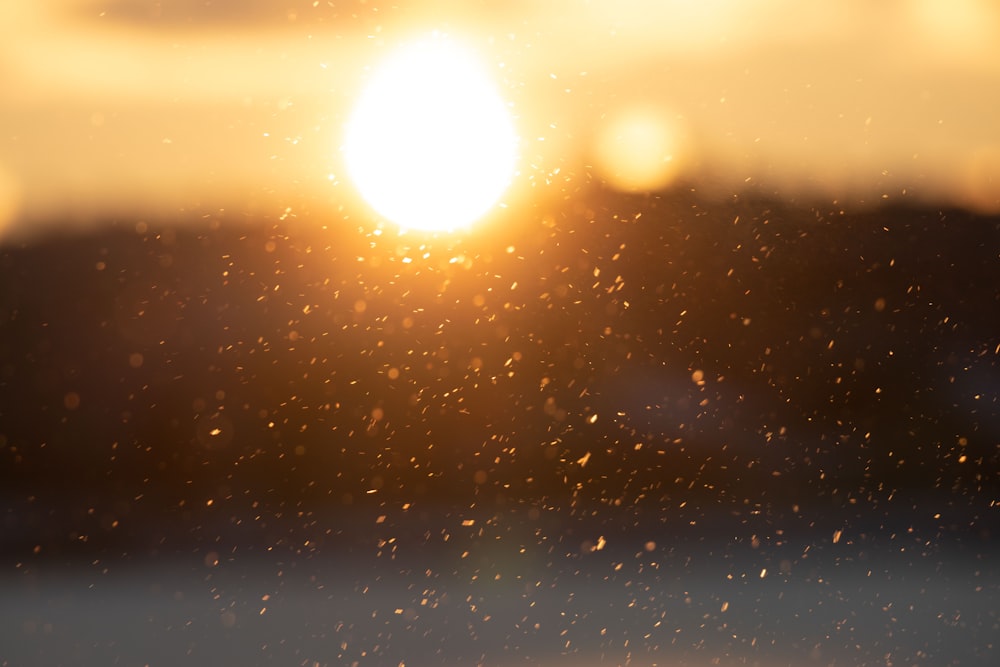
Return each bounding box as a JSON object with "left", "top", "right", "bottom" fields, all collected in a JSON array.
[
  {"left": 593, "top": 107, "right": 686, "bottom": 192},
  {"left": 343, "top": 34, "right": 518, "bottom": 233}
]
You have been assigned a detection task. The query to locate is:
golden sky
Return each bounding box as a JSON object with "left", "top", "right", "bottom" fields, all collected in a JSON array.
[{"left": 1, "top": 0, "right": 999, "bottom": 239}]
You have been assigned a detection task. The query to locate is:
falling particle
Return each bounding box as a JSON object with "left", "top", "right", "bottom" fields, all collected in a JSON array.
[
  {"left": 461, "top": 519, "right": 475, "bottom": 527},
  {"left": 196, "top": 414, "right": 234, "bottom": 449},
  {"left": 833, "top": 529, "right": 842, "bottom": 544},
  {"left": 721, "top": 601, "right": 729, "bottom": 612},
  {"left": 644, "top": 541, "right": 656, "bottom": 552},
  {"left": 128, "top": 353, "right": 144, "bottom": 368},
  {"left": 874, "top": 297, "right": 886, "bottom": 312},
  {"left": 759, "top": 568, "right": 767, "bottom": 579},
  {"left": 577, "top": 452, "right": 592, "bottom": 467},
  {"left": 691, "top": 369, "right": 704, "bottom": 383}
]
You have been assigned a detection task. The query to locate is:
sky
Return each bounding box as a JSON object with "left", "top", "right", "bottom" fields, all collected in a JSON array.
[{"left": 1, "top": 0, "right": 999, "bottom": 240}]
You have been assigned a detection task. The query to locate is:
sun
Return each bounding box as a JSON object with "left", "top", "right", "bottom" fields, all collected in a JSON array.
[{"left": 343, "top": 34, "right": 518, "bottom": 233}]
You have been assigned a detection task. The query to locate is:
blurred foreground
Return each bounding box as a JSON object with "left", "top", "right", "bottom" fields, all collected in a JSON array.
[
  {"left": 2, "top": 509, "right": 995, "bottom": 666},
  {"left": 1, "top": 190, "right": 997, "bottom": 664}
]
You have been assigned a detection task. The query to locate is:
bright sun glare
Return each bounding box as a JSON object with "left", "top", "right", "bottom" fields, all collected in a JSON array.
[{"left": 343, "top": 35, "right": 518, "bottom": 233}]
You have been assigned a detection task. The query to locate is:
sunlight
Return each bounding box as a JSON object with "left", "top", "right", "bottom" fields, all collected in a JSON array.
[{"left": 342, "top": 34, "right": 518, "bottom": 233}]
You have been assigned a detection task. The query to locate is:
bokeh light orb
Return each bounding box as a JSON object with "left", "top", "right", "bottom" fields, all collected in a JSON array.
[
  {"left": 593, "top": 107, "right": 686, "bottom": 192},
  {"left": 343, "top": 34, "right": 518, "bottom": 233}
]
